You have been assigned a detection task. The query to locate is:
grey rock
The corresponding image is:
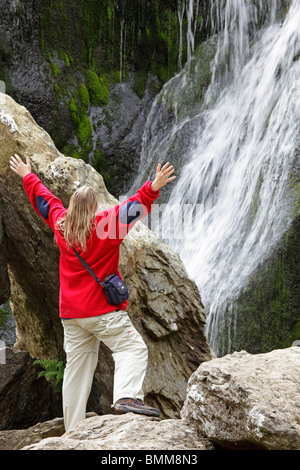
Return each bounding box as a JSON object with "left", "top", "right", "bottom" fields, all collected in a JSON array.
[
  {"left": 21, "top": 413, "right": 214, "bottom": 451},
  {"left": 0, "top": 416, "right": 66, "bottom": 450},
  {"left": 181, "top": 347, "right": 300, "bottom": 450}
]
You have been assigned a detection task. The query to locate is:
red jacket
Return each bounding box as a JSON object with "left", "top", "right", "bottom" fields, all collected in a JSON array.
[{"left": 22, "top": 173, "right": 160, "bottom": 318}]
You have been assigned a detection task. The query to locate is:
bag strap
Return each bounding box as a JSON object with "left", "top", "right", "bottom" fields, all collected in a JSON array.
[{"left": 72, "top": 247, "right": 103, "bottom": 285}]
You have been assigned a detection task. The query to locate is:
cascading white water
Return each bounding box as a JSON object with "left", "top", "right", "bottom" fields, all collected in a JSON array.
[
  {"left": 178, "top": 0, "right": 200, "bottom": 69},
  {"left": 132, "top": 0, "right": 300, "bottom": 355}
]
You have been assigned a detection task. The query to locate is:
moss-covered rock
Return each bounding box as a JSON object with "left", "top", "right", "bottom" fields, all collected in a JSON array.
[
  {"left": 77, "top": 114, "right": 92, "bottom": 146},
  {"left": 85, "top": 70, "right": 110, "bottom": 106}
]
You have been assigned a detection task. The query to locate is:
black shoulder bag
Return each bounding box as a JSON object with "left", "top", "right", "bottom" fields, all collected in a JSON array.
[{"left": 72, "top": 247, "right": 129, "bottom": 305}]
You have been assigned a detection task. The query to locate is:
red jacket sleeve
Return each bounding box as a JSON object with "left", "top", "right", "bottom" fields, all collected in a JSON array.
[
  {"left": 22, "top": 173, "right": 66, "bottom": 232},
  {"left": 95, "top": 181, "right": 160, "bottom": 244}
]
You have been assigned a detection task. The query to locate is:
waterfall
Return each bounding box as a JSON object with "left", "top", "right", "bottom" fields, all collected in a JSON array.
[
  {"left": 186, "top": 0, "right": 199, "bottom": 63},
  {"left": 177, "top": 1, "right": 185, "bottom": 70},
  {"left": 120, "top": 19, "right": 125, "bottom": 82},
  {"left": 178, "top": 0, "right": 200, "bottom": 69},
  {"left": 131, "top": 0, "right": 300, "bottom": 355}
]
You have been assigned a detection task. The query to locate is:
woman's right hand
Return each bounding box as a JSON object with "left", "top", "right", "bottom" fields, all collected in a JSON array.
[{"left": 10, "top": 154, "right": 32, "bottom": 178}]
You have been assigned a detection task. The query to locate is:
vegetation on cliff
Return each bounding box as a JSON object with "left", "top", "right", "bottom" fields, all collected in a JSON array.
[{"left": 34, "top": 0, "right": 207, "bottom": 192}]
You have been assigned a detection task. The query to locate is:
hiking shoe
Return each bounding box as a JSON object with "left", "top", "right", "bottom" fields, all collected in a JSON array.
[{"left": 114, "top": 398, "right": 160, "bottom": 417}]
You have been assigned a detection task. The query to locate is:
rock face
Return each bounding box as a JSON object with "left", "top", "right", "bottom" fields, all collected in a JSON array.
[
  {"left": 20, "top": 413, "right": 214, "bottom": 451},
  {"left": 181, "top": 347, "right": 300, "bottom": 450},
  {"left": 0, "top": 348, "right": 62, "bottom": 431},
  {"left": 0, "top": 0, "right": 210, "bottom": 196},
  {"left": 0, "top": 92, "right": 212, "bottom": 420},
  {"left": 0, "top": 415, "right": 66, "bottom": 451}
]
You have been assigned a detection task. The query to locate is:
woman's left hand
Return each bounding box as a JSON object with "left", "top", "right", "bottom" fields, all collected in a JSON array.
[
  {"left": 10, "top": 154, "right": 31, "bottom": 178},
  {"left": 151, "top": 162, "right": 176, "bottom": 191}
]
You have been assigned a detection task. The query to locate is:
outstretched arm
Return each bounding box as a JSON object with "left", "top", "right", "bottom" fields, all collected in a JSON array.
[
  {"left": 96, "top": 162, "right": 176, "bottom": 243},
  {"left": 117, "top": 161, "right": 176, "bottom": 232},
  {"left": 10, "top": 154, "right": 66, "bottom": 232}
]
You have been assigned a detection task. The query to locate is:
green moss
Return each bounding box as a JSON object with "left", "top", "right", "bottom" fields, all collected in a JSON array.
[
  {"left": 38, "top": 0, "right": 204, "bottom": 94},
  {"left": 69, "top": 97, "right": 79, "bottom": 127},
  {"left": 59, "top": 50, "right": 72, "bottom": 67},
  {"left": 78, "top": 83, "right": 90, "bottom": 112},
  {"left": 53, "top": 82, "right": 61, "bottom": 97},
  {"left": 72, "top": 150, "right": 81, "bottom": 159},
  {"left": 132, "top": 70, "right": 148, "bottom": 98},
  {"left": 48, "top": 55, "right": 60, "bottom": 77},
  {"left": 86, "top": 70, "right": 110, "bottom": 105},
  {"left": 0, "top": 301, "right": 10, "bottom": 329},
  {"left": 77, "top": 114, "right": 92, "bottom": 146},
  {"left": 112, "top": 69, "right": 122, "bottom": 83},
  {"left": 68, "top": 82, "right": 93, "bottom": 149},
  {"left": 62, "top": 142, "right": 81, "bottom": 159},
  {"left": 156, "top": 65, "right": 174, "bottom": 84},
  {"left": 38, "top": 0, "right": 204, "bottom": 107}
]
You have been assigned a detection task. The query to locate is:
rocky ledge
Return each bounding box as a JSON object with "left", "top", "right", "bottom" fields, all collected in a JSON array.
[
  {"left": 18, "top": 414, "right": 214, "bottom": 451},
  {"left": 0, "top": 346, "right": 299, "bottom": 451}
]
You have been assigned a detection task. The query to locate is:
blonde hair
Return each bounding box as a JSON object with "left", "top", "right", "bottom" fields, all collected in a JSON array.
[{"left": 56, "top": 185, "right": 98, "bottom": 251}]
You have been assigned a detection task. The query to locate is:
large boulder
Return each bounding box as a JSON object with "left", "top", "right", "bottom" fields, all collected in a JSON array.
[
  {"left": 0, "top": 92, "right": 212, "bottom": 419},
  {"left": 20, "top": 413, "right": 214, "bottom": 451},
  {"left": 181, "top": 347, "right": 300, "bottom": 450}
]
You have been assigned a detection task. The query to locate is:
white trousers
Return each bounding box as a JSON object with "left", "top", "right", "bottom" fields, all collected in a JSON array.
[{"left": 61, "top": 310, "right": 148, "bottom": 431}]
